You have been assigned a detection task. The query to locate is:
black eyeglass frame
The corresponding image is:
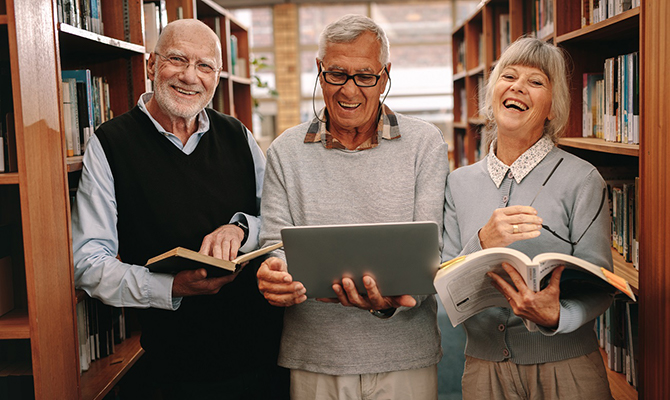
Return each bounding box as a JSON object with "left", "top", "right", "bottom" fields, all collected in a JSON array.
[
  {"left": 319, "top": 62, "right": 386, "bottom": 88},
  {"left": 541, "top": 186, "right": 607, "bottom": 246}
]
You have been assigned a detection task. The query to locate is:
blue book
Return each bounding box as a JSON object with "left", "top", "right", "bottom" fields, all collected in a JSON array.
[{"left": 62, "top": 69, "right": 95, "bottom": 151}]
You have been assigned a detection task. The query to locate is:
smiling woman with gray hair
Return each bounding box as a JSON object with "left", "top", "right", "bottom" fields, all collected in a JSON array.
[{"left": 442, "top": 37, "right": 614, "bottom": 400}]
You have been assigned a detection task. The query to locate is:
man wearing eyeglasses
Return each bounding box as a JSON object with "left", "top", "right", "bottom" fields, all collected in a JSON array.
[
  {"left": 256, "top": 14, "right": 449, "bottom": 399},
  {"left": 72, "top": 19, "right": 287, "bottom": 399}
]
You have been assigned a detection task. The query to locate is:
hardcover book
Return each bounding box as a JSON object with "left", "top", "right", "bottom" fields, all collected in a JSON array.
[{"left": 146, "top": 242, "right": 282, "bottom": 277}]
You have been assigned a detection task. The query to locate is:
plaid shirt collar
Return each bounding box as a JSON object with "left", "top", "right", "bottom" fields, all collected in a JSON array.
[{"left": 303, "top": 104, "right": 401, "bottom": 150}]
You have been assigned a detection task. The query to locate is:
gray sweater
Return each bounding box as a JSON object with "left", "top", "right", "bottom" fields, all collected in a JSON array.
[
  {"left": 442, "top": 146, "right": 613, "bottom": 364},
  {"left": 260, "top": 113, "right": 449, "bottom": 375}
]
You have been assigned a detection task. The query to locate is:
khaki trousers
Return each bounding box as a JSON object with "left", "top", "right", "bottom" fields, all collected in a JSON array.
[
  {"left": 462, "top": 350, "right": 613, "bottom": 400},
  {"left": 290, "top": 364, "right": 438, "bottom": 400}
]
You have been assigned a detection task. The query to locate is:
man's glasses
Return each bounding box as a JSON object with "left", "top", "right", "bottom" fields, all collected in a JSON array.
[
  {"left": 530, "top": 157, "right": 606, "bottom": 246},
  {"left": 320, "top": 63, "right": 386, "bottom": 87},
  {"left": 154, "top": 52, "right": 220, "bottom": 76}
]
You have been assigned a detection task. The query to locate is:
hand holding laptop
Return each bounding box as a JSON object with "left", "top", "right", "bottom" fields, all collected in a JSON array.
[{"left": 257, "top": 221, "right": 440, "bottom": 310}]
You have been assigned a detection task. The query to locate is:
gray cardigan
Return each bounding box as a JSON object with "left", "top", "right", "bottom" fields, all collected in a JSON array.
[
  {"left": 442, "top": 146, "right": 614, "bottom": 364},
  {"left": 260, "top": 113, "right": 449, "bottom": 375}
]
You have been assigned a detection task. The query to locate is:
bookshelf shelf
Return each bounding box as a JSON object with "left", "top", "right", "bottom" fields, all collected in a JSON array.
[
  {"left": 59, "top": 23, "right": 145, "bottom": 59},
  {"left": 467, "top": 64, "right": 486, "bottom": 76},
  {"left": 80, "top": 334, "right": 144, "bottom": 400},
  {"left": 557, "top": 138, "right": 639, "bottom": 157},
  {"left": 0, "top": 309, "right": 30, "bottom": 339},
  {"left": 453, "top": 71, "right": 467, "bottom": 81},
  {"left": 0, "top": 173, "right": 19, "bottom": 185},
  {"left": 0, "top": 15, "right": 6, "bottom": 25},
  {"left": 557, "top": 7, "right": 640, "bottom": 44},
  {"left": 599, "top": 348, "right": 638, "bottom": 400},
  {"left": 67, "top": 156, "right": 84, "bottom": 173}
]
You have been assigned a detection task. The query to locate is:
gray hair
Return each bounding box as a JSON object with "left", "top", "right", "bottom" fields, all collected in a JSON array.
[
  {"left": 317, "top": 14, "right": 390, "bottom": 66},
  {"left": 481, "top": 37, "right": 570, "bottom": 147}
]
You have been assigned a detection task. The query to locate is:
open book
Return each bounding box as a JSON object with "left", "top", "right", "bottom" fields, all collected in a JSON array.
[
  {"left": 146, "top": 242, "right": 283, "bottom": 277},
  {"left": 434, "top": 247, "right": 635, "bottom": 330}
]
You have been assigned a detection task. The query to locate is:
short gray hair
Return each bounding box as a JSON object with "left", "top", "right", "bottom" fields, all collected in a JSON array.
[
  {"left": 481, "top": 36, "right": 570, "bottom": 147},
  {"left": 317, "top": 14, "right": 390, "bottom": 66}
]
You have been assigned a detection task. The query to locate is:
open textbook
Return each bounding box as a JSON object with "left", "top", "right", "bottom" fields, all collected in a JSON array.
[
  {"left": 434, "top": 247, "right": 635, "bottom": 330},
  {"left": 146, "top": 242, "right": 283, "bottom": 277}
]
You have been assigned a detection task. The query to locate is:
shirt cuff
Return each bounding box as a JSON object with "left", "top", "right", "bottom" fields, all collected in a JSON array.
[
  {"left": 150, "top": 272, "right": 181, "bottom": 310},
  {"left": 231, "top": 213, "right": 260, "bottom": 253}
]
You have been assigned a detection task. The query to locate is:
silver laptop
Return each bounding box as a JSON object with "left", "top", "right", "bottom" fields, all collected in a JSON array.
[{"left": 280, "top": 221, "right": 440, "bottom": 298}]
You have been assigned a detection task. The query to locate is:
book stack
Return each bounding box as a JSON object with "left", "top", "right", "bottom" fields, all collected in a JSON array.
[
  {"left": 61, "top": 69, "right": 114, "bottom": 156},
  {"left": 75, "top": 297, "right": 130, "bottom": 374},
  {"left": 596, "top": 295, "right": 639, "bottom": 388},
  {"left": 582, "top": 52, "right": 639, "bottom": 144},
  {"left": 57, "top": 0, "right": 104, "bottom": 35},
  {"left": 586, "top": 0, "right": 638, "bottom": 27}
]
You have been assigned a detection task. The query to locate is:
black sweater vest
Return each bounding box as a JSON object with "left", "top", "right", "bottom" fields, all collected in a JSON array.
[{"left": 96, "top": 107, "right": 282, "bottom": 380}]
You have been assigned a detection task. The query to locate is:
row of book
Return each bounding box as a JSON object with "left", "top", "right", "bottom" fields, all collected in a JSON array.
[
  {"left": 607, "top": 176, "right": 639, "bottom": 268},
  {"left": 61, "top": 69, "right": 113, "bottom": 157},
  {"left": 530, "top": 0, "right": 555, "bottom": 39},
  {"left": 76, "top": 297, "right": 130, "bottom": 373},
  {"left": 0, "top": 341, "right": 34, "bottom": 400},
  {"left": 56, "top": 0, "right": 104, "bottom": 35},
  {"left": 144, "top": 0, "right": 169, "bottom": 53},
  {"left": 582, "top": 0, "right": 639, "bottom": 27},
  {"left": 596, "top": 295, "right": 639, "bottom": 389},
  {"left": 582, "top": 52, "right": 639, "bottom": 144}
]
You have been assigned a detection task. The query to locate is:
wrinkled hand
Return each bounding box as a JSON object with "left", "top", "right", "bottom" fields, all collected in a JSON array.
[
  {"left": 172, "top": 268, "right": 237, "bottom": 298},
  {"left": 320, "top": 275, "right": 416, "bottom": 311},
  {"left": 257, "top": 257, "right": 307, "bottom": 307},
  {"left": 488, "top": 262, "right": 564, "bottom": 329},
  {"left": 479, "top": 206, "right": 543, "bottom": 249},
  {"left": 200, "top": 224, "right": 245, "bottom": 261}
]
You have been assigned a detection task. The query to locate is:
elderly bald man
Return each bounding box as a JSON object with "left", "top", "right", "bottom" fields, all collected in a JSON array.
[{"left": 72, "top": 19, "right": 287, "bottom": 399}]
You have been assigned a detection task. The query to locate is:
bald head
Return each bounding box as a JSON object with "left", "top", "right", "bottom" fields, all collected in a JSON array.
[{"left": 155, "top": 19, "right": 222, "bottom": 68}]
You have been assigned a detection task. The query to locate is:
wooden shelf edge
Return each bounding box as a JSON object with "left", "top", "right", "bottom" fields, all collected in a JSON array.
[
  {"left": 0, "top": 309, "right": 30, "bottom": 339},
  {"left": 0, "top": 14, "right": 7, "bottom": 25},
  {"left": 80, "top": 334, "right": 144, "bottom": 400},
  {"left": 67, "top": 156, "right": 84, "bottom": 173},
  {"left": 231, "top": 75, "right": 252, "bottom": 85},
  {"left": 453, "top": 122, "right": 467, "bottom": 129},
  {"left": 0, "top": 172, "right": 20, "bottom": 185},
  {"left": 197, "top": 0, "right": 230, "bottom": 18},
  {"left": 599, "top": 348, "right": 638, "bottom": 400},
  {"left": 453, "top": 70, "right": 466, "bottom": 81},
  {"left": 557, "top": 137, "right": 639, "bottom": 157},
  {"left": 556, "top": 7, "right": 640, "bottom": 43},
  {"left": 59, "top": 23, "right": 145, "bottom": 54},
  {"left": 467, "top": 64, "right": 485, "bottom": 76}
]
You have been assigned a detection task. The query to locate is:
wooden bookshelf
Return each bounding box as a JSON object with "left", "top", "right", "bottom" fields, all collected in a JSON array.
[
  {"left": 0, "top": 0, "right": 149, "bottom": 397},
  {"left": 80, "top": 334, "right": 144, "bottom": 400},
  {"left": 450, "top": 1, "right": 670, "bottom": 398},
  {"left": 0, "top": 173, "right": 19, "bottom": 185},
  {"left": 0, "top": 309, "right": 29, "bottom": 339},
  {"left": 600, "top": 348, "right": 638, "bottom": 400}
]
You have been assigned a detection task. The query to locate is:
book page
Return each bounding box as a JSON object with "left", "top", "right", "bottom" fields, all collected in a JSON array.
[
  {"left": 435, "top": 248, "right": 532, "bottom": 327},
  {"left": 534, "top": 252, "right": 635, "bottom": 301}
]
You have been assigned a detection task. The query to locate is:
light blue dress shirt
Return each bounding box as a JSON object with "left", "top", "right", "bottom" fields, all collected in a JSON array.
[{"left": 72, "top": 92, "right": 265, "bottom": 310}]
